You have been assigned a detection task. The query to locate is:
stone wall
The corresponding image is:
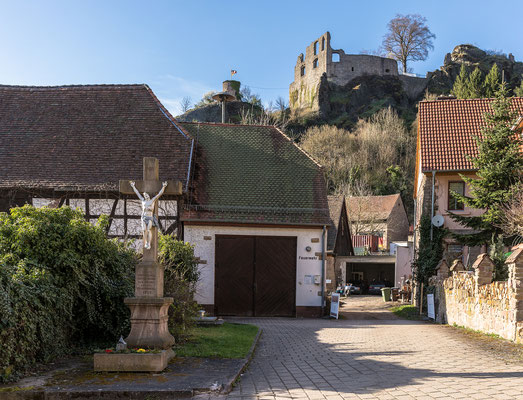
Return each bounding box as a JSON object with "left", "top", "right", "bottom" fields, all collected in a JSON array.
[
  {"left": 430, "top": 250, "right": 523, "bottom": 343},
  {"left": 289, "top": 32, "right": 400, "bottom": 115}
]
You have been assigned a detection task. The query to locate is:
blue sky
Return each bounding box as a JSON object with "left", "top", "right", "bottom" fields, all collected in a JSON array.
[{"left": 1, "top": 0, "right": 522, "bottom": 114}]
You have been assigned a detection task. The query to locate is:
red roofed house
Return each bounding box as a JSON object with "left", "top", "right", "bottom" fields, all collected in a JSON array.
[{"left": 414, "top": 97, "right": 523, "bottom": 264}]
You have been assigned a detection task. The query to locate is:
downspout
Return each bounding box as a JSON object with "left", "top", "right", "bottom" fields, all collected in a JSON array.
[
  {"left": 430, "top": 170, "right": 436, "bottom": 241},
  {"left": 321, "top": 225, "right": 326, "bottom": 316},
  {"left": 412, "top": 200, "right": 417, "bottom": 263}
]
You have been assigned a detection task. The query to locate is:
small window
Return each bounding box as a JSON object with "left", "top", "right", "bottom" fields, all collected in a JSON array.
[
  {"left": 321, "top": 37, "right": 325, "bottom": 51},
  {"left": 332, "top": 53, "right": 340, "bottom": 62},
  {"left": 313, "top": 58, "right": 318, "bottom": 69},
  {"left": 299, "top": 54, "right": 304, "bottom": 62},
  {"left": 351, "top": 66, "right": 354, "bottom": 72},
  {"left": 301, "top": 66, "right": 306, "bottom": 76},
  {"left": 448, "top": 181, "right": 465, "bottom": 210},
  {"left": 385, "top": 68, "right": 390, "bottom": 73},
  {"left": 314, "top": 41, "right": 318, "bottom": 55}
]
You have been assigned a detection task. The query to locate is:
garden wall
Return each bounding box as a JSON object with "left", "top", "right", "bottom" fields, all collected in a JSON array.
[{"left": 430, "top": 247, "right": 523, "bottom": 343}]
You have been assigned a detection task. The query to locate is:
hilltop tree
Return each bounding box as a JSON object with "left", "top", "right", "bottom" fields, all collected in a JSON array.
[
  {"left": 452, "top": 64, "right": 469, "bottom": 99},
  {"left": 382, "top": 14, "right": 436, "bottom": 74},
  {"left": 180, "top": 96, "right": 192, "bottom": 113},
  {"left": 450, "top": 83, "right": 523, "bottom": 277},
  {"left": 484, "top": 64, "right": 500, "bottom": 98}
]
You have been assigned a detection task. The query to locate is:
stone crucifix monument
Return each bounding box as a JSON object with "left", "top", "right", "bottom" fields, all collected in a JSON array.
[{"left": 94, "top": 157, "right": 182, "bottom": 372}]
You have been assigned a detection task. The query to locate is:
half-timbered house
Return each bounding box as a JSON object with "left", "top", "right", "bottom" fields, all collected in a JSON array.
[{"left": 0, "top": 84, "right": 193, "bottom": 238}]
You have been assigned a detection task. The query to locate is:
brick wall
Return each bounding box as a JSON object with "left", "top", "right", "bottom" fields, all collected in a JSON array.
[{"left": 430, "top": 249, "right": 523, "bottom": 343}]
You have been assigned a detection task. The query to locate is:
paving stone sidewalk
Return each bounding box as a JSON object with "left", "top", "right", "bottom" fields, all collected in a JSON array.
[{"left": 199, "top": 296, "right": 523, "bottom": 400}]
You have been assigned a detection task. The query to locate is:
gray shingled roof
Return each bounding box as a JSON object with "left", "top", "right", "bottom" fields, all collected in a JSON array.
[{"left": 0, "top": 84, "right": 193, "bottom": 191}]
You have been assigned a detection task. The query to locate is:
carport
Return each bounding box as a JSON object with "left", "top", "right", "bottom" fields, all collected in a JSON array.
[{"left": 338, "top": 255, "right": 396, "bottom": 291}]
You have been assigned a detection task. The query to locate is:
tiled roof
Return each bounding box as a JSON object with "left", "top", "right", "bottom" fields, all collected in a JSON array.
[
  {"left": 180, "top": 122, "right": 330, "bottom": 226},
  {"left": 418, "top": 97, "right": 523, "bottom": 172},
  {"left": 346, "top": 194, "right": 401, "bottom": 222},
  {"left": 0, "top": 84, "right": 193, "bottom": 191},
  {"left": 327, "top": 195, "right": 344, "bottom": 250}
]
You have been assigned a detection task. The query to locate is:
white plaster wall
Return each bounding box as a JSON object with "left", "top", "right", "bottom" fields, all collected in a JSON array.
[
  {"left": 31, "top": 198, "right": 178, "bottom": 245},
  {"left": 184, "top": 225, "right": 325, "bottom": 307}
]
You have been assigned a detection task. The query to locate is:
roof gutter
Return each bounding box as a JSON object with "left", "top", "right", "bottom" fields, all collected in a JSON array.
[{"left": 185, "top": 138, "right": 195, "bottom": 193}]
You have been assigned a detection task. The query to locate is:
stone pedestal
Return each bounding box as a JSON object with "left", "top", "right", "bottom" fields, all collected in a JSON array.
[
  {"left": 94, "top": 349, "right": 175, "bottom": 372},
  {"left": 93, "top": 157, "right": 181, "bottom": 372},
  {"left": 124, "top": 297, "right": 174, "bottom": 348}
]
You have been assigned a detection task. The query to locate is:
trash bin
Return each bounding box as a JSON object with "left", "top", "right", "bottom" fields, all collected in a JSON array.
[{"left": 381, "top": 287, "right": 392, "bottom": 302}]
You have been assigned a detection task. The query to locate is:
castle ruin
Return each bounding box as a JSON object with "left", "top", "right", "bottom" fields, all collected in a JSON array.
[{"left": 289, "top": 32, "right": 425, "bottom": 115}]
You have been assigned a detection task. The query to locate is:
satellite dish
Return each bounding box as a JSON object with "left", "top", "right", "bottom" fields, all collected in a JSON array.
[{"left": 432, "top": 214, "right": 444, "bottom": 227}]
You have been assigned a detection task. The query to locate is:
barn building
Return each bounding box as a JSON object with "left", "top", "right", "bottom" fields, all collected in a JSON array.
[
  {"left": 0, "top": 85, "right": 331, "bottom": 318},
  {"left": 180, "top": 122, "right": 330, "bottom": 317}
]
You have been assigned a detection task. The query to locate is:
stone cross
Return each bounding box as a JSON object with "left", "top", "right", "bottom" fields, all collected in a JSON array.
[{"left": 119, "top": 157, "right": 181, "bottom": 350}]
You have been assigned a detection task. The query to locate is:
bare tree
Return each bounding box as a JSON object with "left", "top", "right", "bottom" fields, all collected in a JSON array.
[
  {"left": 498, "top": 185, "right": 523, "bottom": 241},
  {"left": 180, "top": 96, "right": 192, "bottom": 113},
  {"left": 382, "top": 14, "right": 435, "bottom": 74},
  {"left": 275, "top": 96, "right": 288, "bottom": 113}
]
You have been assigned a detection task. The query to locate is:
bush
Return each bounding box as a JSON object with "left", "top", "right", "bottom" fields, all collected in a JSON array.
[
  {"left": 159, "top": 234, "right": 200, "bottom": 343},
  {"left": 0, "top": 206, "right": 136, "bottom": 382},
  {"left": 413, "top": 215, "right": 446, "bottom": 285}
]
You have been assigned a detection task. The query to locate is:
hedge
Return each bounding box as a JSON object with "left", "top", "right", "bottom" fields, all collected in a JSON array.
[{"left": 0, "top": 206, "right": 136, "bottom": 382}]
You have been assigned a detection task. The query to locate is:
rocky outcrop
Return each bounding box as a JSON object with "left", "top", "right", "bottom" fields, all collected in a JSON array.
[
  {"left": 318, "top": 74, "right": 417, "bottom": 129},
  {"left": 427, "top": 44, "right": 523, "bottom": 94}
]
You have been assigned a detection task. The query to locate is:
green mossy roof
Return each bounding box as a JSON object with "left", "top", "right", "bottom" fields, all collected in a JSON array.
[{"left": 180, "top": 123, "right": 329, "bottom": 225}]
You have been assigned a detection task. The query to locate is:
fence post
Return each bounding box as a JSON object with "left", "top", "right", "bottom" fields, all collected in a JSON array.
[
  {"left": 436, "top": 259, "right": 449, "bottom": 279},
  {"left": 450, "top": 259, "right": 465, "bottom": 274},
  {"left": 472, "top": 254, "right": 494, "bottom": 289},
  {"left": 506, "top": 246, "right": 523, "bottom": 343}
]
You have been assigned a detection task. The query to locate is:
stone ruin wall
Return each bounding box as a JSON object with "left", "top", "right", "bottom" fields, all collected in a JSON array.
[
  {"left": 289, "top": 32, "right": 400, "bottom": 114},
  {"left": 430, "top": 250, "right": 523, "bottom": 343}
]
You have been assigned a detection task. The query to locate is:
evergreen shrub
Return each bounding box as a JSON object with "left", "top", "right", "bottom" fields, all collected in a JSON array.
[
  {"left": 0, "top": 206, "right": 136, "bottom": 382},
  {"left": 159, "top": 234, "right": 200, "bottom": 343}
]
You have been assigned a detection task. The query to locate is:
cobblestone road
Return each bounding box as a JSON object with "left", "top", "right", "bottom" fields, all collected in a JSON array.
[{"left": 200, "top": 296, "right": 523, "bottom": 399}]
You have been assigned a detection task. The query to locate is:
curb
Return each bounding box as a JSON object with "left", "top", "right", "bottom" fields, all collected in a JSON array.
[
  {"left": 220, "top": 326, "right": 262, "bottom": 394},
  {"left": 2, "top": 325, "right": 263, "bottom": 399}
]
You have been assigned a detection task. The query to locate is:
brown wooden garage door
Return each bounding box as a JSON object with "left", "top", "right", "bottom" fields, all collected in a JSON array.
[{"left": 215, "top": 235, "right": 296, "bottom": 317}]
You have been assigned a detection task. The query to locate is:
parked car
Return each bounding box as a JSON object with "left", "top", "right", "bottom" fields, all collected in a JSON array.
[
  {"left": 368, "top": 282, "right": 386, "bottom": 295},
  {"left": 347, "top": 281, "right": 364, "bottom": 295}
]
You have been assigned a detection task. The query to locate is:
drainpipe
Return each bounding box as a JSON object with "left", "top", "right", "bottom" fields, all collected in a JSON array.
[
  {"left": 412, "top": 200, "right": 417, "bottom": 264},
  {"left": 321, "top": 225, "right": 326, "bottom": 316},
  {"left": 430, "top": 170, "right": 436, "bottom": 241}
]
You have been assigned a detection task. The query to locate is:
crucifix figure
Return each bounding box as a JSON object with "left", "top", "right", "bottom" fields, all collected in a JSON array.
[
  {"left": 119, "top": 157, "right": 182, "bottom": 256},
  {"left": 130, "top": 180, "right": 168, "bottom": 249}
]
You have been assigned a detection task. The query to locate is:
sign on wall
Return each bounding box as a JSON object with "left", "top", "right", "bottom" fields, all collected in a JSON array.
[
  {"left": 330, "top": 293, "right": 340, "bottom": 319},
  {"left": 427, "top": 294, "right": 435, "bottom": 319}
]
